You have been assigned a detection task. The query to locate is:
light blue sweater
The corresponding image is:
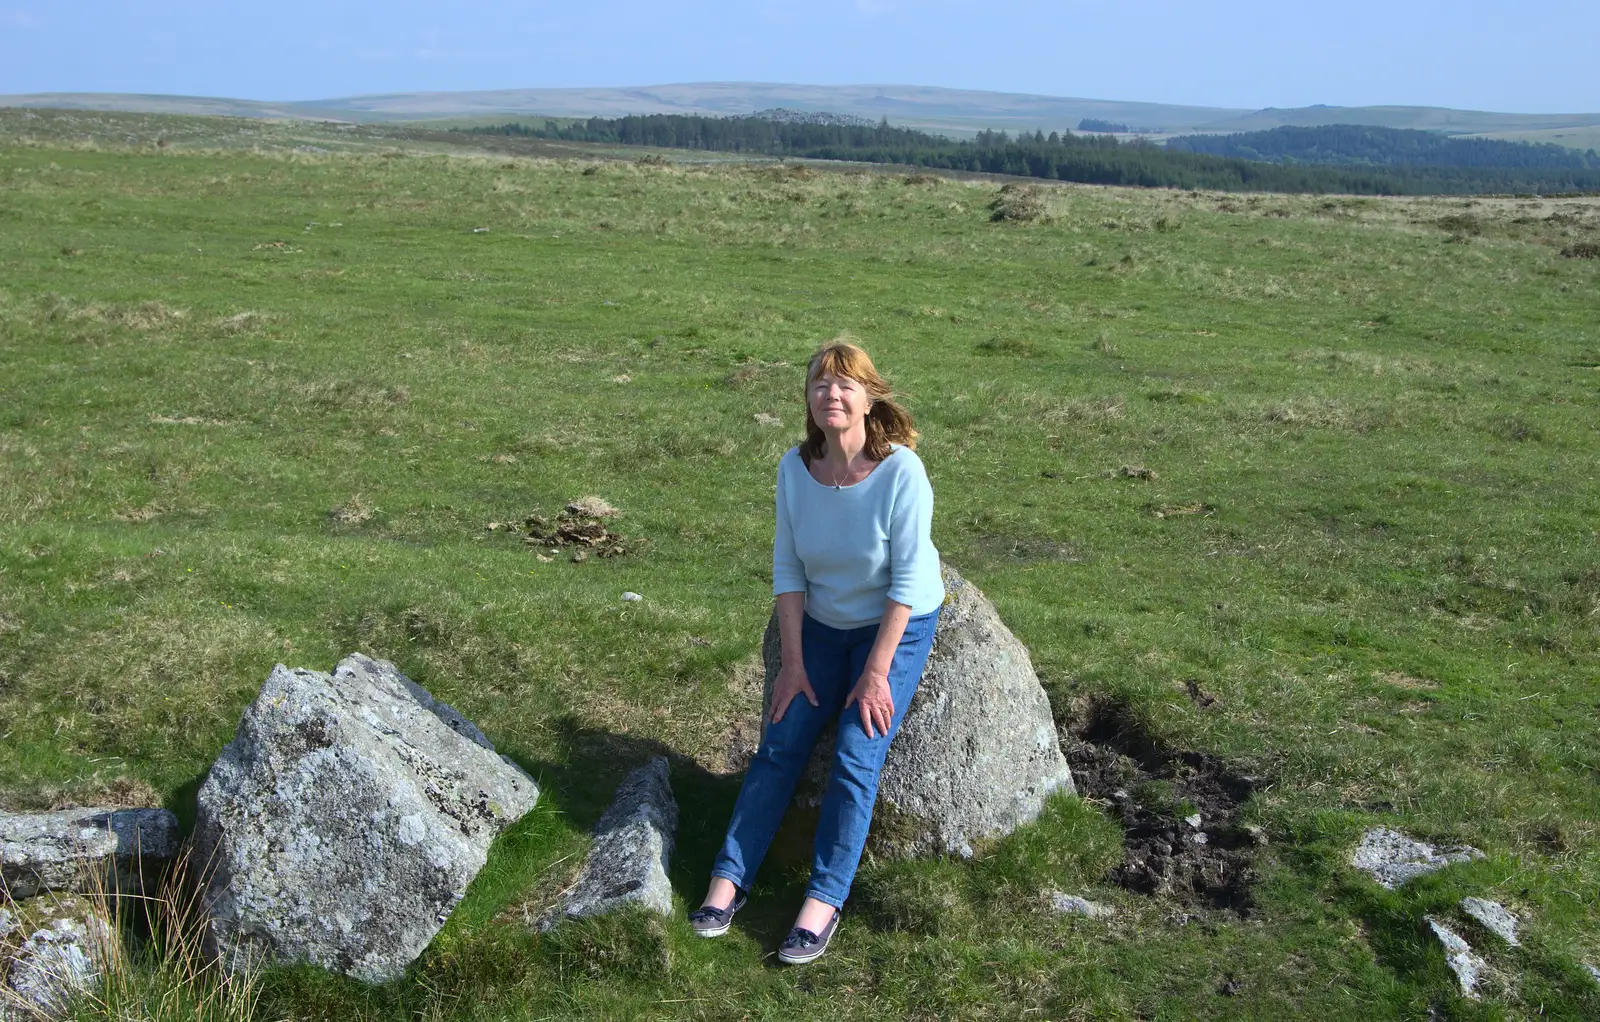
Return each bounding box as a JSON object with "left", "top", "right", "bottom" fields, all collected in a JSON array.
[{"left": 772, "top": 444, "right": 944, "bottom": 629}]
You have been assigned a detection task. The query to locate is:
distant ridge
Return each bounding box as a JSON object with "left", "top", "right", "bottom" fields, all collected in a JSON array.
[{"left": 3, "top": 84, "right": 1598, "bottom": 142}]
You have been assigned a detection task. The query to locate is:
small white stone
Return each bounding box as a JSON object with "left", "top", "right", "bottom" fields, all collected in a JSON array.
[
  {"left": 1050, "top": 892, "right": 1114, "bottom": 918},
  {"left": 1460, "top": 897, "right": 1520, "bottom": 946},
  {"left": 1426, "top": 916, "right": 1486, "bottom": 998},
  {"left": 622, "top": 592, "right": 643, "bottom": 602},
  {"left": 1582, "top": 961, "right": 1600, "bottom": 987},
  {"left": 1184, "top": 813, "right": 1202, "bottom": 828}
]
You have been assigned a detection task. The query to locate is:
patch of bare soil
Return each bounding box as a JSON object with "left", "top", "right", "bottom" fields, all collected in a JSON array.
[
  {"left": 487, "top": 497, "right": 634, "bottom": 559},
  {"left": 1062, "top": 696, "right": 1267, "bottom": 915},
  {"left": 989, "top": 184, "right": 1048, "bottom": 223}
]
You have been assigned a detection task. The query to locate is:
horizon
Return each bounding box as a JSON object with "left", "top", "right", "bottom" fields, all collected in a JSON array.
[
  {"left": 10, "top": 81, "right": 1599, "bottom": 120},
  {"left": 3, "top": 1, "right": 1598, "bottom": 114}
]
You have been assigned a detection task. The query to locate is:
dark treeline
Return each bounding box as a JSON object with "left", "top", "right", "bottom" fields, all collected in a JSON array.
[
  {"left": 1166, "top": 123, "right": 1600, "bottom": 170},
  {"left": 475, "top": 114, "right": 936, "bottom": 153},
  {"left": 469, "top": 114, "right": 1600, "bottom": 194}
]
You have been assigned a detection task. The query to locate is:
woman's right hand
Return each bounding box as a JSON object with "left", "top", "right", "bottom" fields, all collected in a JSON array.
[{"left": 769, "top": 661, "right": 819, "bottom": 723}]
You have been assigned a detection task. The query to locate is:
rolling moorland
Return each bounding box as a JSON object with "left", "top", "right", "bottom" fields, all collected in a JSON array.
[
  {"left": 1, "top": 108, "right": 1598, "bottom": 1020},
  {"left": 5, "top": 83, "right": 1600, "bottom": 144}
]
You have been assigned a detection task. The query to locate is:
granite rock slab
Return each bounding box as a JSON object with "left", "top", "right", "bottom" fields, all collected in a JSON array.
[
  {"left": 760, "top": 564, "right": 1075, "bottom": 858},
  {"left": 194, "top": 653, "right": 539, "bottom": 984},
  {"left": 0, "top": 808, "right": 178, "bottom": 900}
]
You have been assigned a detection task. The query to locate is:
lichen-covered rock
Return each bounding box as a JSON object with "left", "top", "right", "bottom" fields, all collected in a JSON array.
[
  {"left": 0, "top": 807, "right": 179, "bottom": 900},
  {"left": 1460, "top": 897, "right": 1520, "bottom": 946},
  {"left": 549, "top": 757, "right": 677, "bottom": 925},
  {"left": 1351, "top": 828, "right": 1484, "bottom": 889},
  {"left": 1426, "top": 916, "right": 1485, "bottom": 998},
  {"left": 1, "top": 894, "right": 116, "bottom": 1021},
  {"left": 194, "top": 653, "right": 539, "bottom": 984},
  {"left": 761, "top": 564, "right": 1075, "bottom": 858}
]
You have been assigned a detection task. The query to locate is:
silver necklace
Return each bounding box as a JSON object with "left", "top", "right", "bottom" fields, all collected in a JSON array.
[{"left": 829, "top": 457, "right": 851, "bottom": 489}]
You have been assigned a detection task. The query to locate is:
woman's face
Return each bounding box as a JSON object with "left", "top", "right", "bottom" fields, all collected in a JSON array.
[{"left": 808, "top": 371, "right": 870, "bottom": 433}]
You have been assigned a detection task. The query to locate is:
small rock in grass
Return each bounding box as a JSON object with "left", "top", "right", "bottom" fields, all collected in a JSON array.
[
  {"left": 1426, "top": 916, "right": 1485, "bottom": 998},
  {"left": 1460, "top": 897, "right": 1520, "bottom": 946},
  {"left": 1049, "top": 892, "right": 1114, "bottom": 919},
  {"left": 1244, "top": 824, "right": 1269, "bottom": 846},
  {"left": 0, "top": 907, "right": 14, "bottom": 939},
  {"left": 1584, "top": 962, "right": 1600, "bottom": 987},
  {"left": 1184, "top": 813, "right": 1202, "bottom": 829},
  {"left": 550, "top": 758, "right": 678, "bottom": 925},
  {"left": 4, "top": 895, "right": 117, "bottom": 1019},
  {"left": 1351, "top": 827, "right": 1484, "bottom": 889},
  {"left": 622, "top": 592, "right": 642, "bottom": 602},
  {"left": 753, "top": 412, "right": 781, "bottom": 426}
]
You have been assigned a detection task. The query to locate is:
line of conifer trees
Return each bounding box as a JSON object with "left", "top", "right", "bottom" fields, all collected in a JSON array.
[
  {"left": 1166, "top": 124, "right": 1600, "bottom": 170},
  {"left": 467, "top": 115, "right": 1600, "bottom": 194}
]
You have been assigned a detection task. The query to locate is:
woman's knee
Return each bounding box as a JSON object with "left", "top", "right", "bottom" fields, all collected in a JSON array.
[
  {"left": 830, "top": 731, "right": 890, "bottom": 786},
  {"left": 756, "top": 712, "right": 820, "bottom": 770}
]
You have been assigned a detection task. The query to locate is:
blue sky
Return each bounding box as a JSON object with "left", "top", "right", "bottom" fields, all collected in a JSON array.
[{"left": 3, "top": 1, "right": 1596, "bottom": 113}]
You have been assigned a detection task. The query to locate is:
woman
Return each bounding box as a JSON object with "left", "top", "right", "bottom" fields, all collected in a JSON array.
[{"left": 690, "top": 339, "right": 944, "bottom": 965}]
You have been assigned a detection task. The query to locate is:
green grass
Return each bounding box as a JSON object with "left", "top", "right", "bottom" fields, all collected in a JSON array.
[{"left": 2, "top": 110, "right": 1598, "bottom": 1021}]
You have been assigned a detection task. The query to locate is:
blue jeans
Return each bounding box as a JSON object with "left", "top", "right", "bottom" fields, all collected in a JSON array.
[{"left": 711, "top": 608, "right": 940, "bottom": 909}]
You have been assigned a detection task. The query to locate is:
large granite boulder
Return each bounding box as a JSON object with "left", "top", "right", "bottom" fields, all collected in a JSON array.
[
  {"left": 1, "top": 808, "right": 179, "bottom": 900},
  {"left": 193, "top": 653, "right": 539, "bottom": 984},
  {"left": 546, "top": 757, "right": 677, "bottom": 926},
  {"left": 1, "top": 894, "right": 117, "bottom": 1021},
  {"left": 761, "top": 563, "right": 1074, "bottom": 858}
]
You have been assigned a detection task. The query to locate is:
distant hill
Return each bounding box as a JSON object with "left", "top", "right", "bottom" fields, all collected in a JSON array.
[
  {"left": 1166, "top": 124, "right": 1600, "bottom": 169},
  {"left": 1193, "top": 104, "right": 1600, "bottom": 136},
  {"left": 3, "top": 85, "right": 1598, "bottom": 143}
]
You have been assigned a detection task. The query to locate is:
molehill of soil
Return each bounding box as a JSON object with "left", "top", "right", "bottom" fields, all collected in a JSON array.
[
  {"left": 487, "top": 497, "right": 634, "bottom": 561},
  {"left": 1062, "top": 696, "right": 1267, "bottom": 915}
]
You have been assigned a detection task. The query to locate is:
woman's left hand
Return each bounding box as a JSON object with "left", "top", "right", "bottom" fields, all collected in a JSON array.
[{"left": 844, "top": 668, "right": 895, "bottom": 739}]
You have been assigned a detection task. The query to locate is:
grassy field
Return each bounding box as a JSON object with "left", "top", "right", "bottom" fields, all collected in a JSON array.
[{"left": 1, "top": 108, "right": 1598, "bottom": 1021}]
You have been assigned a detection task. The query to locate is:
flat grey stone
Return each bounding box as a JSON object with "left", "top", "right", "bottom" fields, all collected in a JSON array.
[
  {"left": 1, "top": 807, "right": 179, "bottom": 899},
  {"left": 1583, "top": 961, "right": 1600, "bottom": 987},
  {"left": 553, "top": 758, "right": 677, "bottom": 924},
  {"left": 1460, "top": 897, "right": 1520, "bottom": 946},
  {"left": 194, "top": 653, "right": 539, "bottom": 984},
  {"left": 1351, "top": 828, "right": 1484, "bottom": 889},
  {"left": 1426, "top": 916, "right": 1485, "bottom": 998},
  {"left": 0, "top": 909, "right": 13, "bottom": 941},
  {"left": 2, "top": 895, "right": 115, "bottom": 1020},
  {"left": 760, "top": 564, "right": 1075, "bottom": 858},
  {"left": 1049, "top": 892, "right": 1114, "bottom": 918}
]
